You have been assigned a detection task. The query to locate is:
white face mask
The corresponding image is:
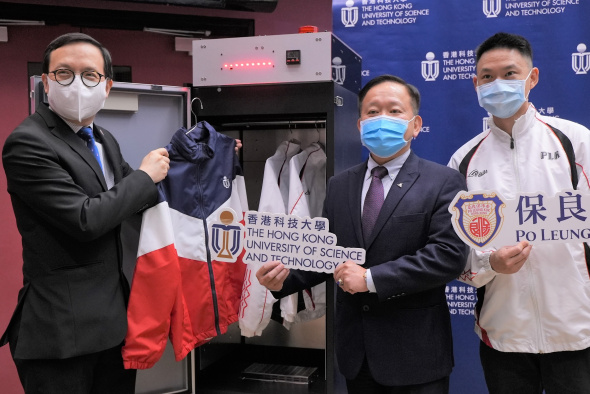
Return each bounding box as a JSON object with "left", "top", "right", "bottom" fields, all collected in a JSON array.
[{"left": 47, "top": 77, "right": 107, "bottom": 123}]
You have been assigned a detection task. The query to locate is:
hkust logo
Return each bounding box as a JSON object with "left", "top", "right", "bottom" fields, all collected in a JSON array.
[
  {"left": 450, "top": 192, "right": 506, "bottom": 249},
  {"left": 222, "top": 176, "right": 230, "bottom": 189},
  {"left": 332, "top": 57, "right": 346, "bottom": 85},
  {"left": 483, "top": 0, "right": 501, "bottom": 18},
  {"left": 342, "top": 0, "right": 359, "bottom": 28},
  {"left": 572, "top": 43, "right": 589, "bottom": 74},
  {"left": 209, "top": 208, "right": 244, "bottom": 263},
  {"left": 422, "top": 52, "right": 440, "bottom": 82}
]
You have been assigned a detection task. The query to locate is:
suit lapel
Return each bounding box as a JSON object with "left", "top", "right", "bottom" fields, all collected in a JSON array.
[
  {"left": 365, "top": 152, "right": 420, "bottom": 248},
  {"left": 38, "top": 105, "right": 108, "bottom": 190},
  {"left": 348, "top": 162, "right": 367, "bottom": 248}
]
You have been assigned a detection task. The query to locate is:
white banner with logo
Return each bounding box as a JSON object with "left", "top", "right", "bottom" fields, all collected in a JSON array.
[
  {"left": 242, "top": 211, "right": 365, "bottom": 273},
  {"left": 449, "top": 189, "right": 590, "bottom": 251},
  {"left": 208, "top": 209, "right": 366, "bottom": 273}
]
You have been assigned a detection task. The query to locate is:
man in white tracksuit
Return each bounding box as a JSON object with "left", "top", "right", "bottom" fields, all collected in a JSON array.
[{"left": 449, "top": 32, "right": 590, "bottom": 394}]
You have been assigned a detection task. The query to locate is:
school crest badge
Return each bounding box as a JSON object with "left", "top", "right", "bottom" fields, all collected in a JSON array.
[{"left": 449, "top": 191, "right": 506, "bottom": 249}]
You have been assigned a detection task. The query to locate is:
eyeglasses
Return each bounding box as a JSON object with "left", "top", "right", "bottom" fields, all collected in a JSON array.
[{"left": 49, "top": 69, "right": 106, "bottom": 87}]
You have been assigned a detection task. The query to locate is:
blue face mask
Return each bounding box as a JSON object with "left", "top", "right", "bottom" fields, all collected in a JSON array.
[
  {"left": 476, "top": 70, "right": 532, "bottom": 119},
  {"left": 360, "top": 115, "right": 415, "bottom": 158}
]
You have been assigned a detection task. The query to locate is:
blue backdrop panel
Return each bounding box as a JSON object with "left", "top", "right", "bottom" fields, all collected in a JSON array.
[
  {"left": 334, "top": 0, "right": 589, "bottom": 164},
  {"left": 333, "top": 1, "right": 589, "bottom": 393}
]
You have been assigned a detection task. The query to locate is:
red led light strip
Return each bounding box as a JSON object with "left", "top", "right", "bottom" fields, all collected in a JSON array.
[{"left": 224, "top": 61, "right": 273, "bottom": 68}]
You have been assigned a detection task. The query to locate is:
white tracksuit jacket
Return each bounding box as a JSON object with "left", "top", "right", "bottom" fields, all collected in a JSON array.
[
  {"left": 239, "top": 140, "right": 300, "bottom": 336},
  {"left": 287, "top": 142, "right": 327, "bottom": 324},
  {"left": 448, "top": 105, "right": 590, "bottom": 353},
  {"left": 238, "top": 141, "right": 328, "bottom": 336}
]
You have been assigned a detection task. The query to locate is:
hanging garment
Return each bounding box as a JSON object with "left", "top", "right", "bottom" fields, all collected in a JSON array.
[
  {"left": 123, "top": 121, "right": 248, "bottom": 369},
  {"left": 287, "top": 142, "right": 327, "bottom": 324},
  {"left": 239, "top": 140, "right": 301, "bottom": 336}
]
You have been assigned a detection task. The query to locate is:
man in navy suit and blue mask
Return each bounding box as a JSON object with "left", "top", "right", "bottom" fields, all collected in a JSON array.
[
  {"left": 1, "top": 33, "right": 170, "bottom": 393},
  {"left": 257, "top": 74, "right": 468, "bottom": 393}
]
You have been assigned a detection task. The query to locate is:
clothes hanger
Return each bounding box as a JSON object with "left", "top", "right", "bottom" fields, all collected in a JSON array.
[
  {"left": 315, "top": 121, "right": 326, "bottom": 152},
  {"left": 185, "top": 97, "right": 203, "bottom": 135},
  {"left": 288, "top": 121, "right": 301, "bottom": 145}
]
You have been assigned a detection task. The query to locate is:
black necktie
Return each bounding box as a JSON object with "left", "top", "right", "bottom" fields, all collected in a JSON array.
[
  {"left": 362, "top": 166, "right": 388, "bottom": 243},
  {"left": 77, "top": 126, "right": 103, "bottom": 170}
]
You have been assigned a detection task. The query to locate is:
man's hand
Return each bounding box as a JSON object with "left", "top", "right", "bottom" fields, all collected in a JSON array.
[
  {"left": 334, "top": 260, "right": 368, "bottom": 294},
  {"left": 235, "top": 139, "right": 242, "bottom": 152},
  {"left": 139, "top": 148, "right": 170, "bottom": 183},
  {"left": 256, "top": 261, "right": 289, "bottom": 291},
  {"left": 489, "top": 241, "right": 532, "bottom": 274}
]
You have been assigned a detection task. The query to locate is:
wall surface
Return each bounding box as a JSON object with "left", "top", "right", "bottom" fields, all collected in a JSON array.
[{"left": 0, "top": 1, "right": 332, "bottom": 392}]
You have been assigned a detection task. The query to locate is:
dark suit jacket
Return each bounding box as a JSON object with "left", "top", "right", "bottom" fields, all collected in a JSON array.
[
  {"left": 275, "top": 151, "right": 468, "bottom": 386},
  {"left": 1, "top": 104, "right": 158, "bottom": 359}
]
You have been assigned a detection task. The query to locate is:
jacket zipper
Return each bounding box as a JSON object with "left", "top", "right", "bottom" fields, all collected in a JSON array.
[
  {"left": 527, "top": 261, "right": 545, "bottom": 353},
  {"left": 196, "top": 155, "right": 222, "bottom": 337},
  {"left": 512, "top": 133, "right": 545, "bottom": 353},
  {"left": 203, "top": 219, "right": 221, "bottom": 336}
]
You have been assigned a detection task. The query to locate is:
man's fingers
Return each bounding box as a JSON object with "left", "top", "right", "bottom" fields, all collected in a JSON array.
[
  {"left": 510, "top": 241, "right": 530, "bottom": 256},
  {"left": 256, "top": 261, "right": 279, "bottom": 281},
  {"left": 491, "top": 241, "right": 534, "bottom": 274},
  {"left": 271, "top": 266, "right": 289, "bottom": 283},
  {"left": 502, "top": 241, "right": 529, "bottom": 259},
  {"left": 255, "top": 261, "right": 288, "bottom": 290},
  {"left": 265, "top": 262, "right": 285, "bottom": 279},
  {"left": 514, "top": 244, "right": 533, "bottom": 265}
]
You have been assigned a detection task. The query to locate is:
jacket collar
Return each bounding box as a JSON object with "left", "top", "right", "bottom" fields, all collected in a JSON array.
[
  {"left": 489, "top": 104, "right": 537, "bottom": 142},
  {"left": 170, "top": 121, "right": 220, "bottom": 162}
]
